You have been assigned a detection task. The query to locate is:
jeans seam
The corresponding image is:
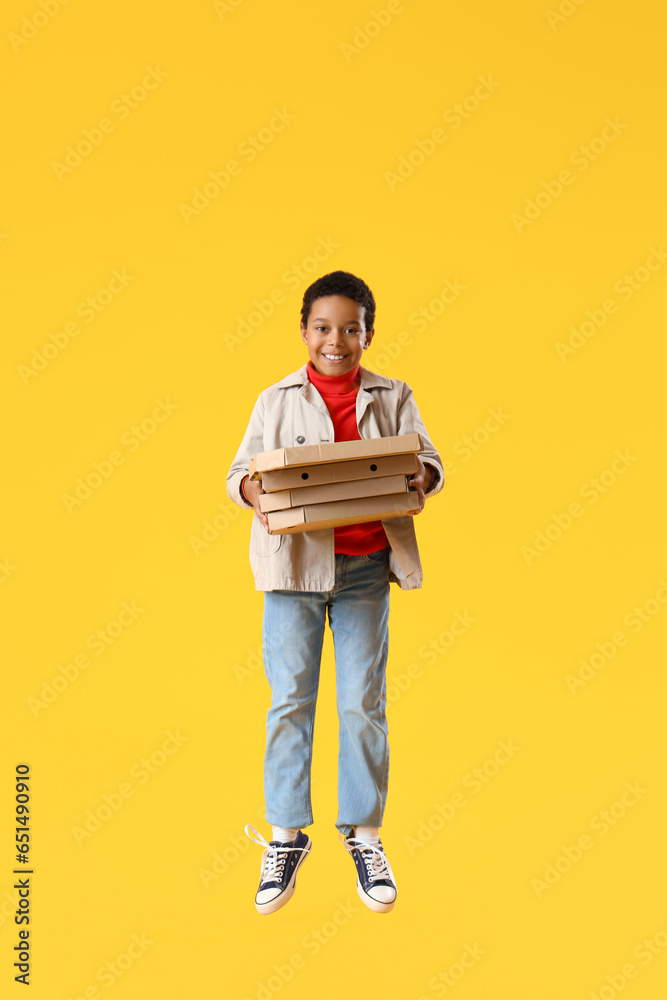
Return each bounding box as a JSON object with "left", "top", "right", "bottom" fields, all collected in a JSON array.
[
  {"left": 304, "top": 627, "right": 325, "bottom": 827},
  {"left": 305, "top": 686, "right": 316, "bottom": 827}
]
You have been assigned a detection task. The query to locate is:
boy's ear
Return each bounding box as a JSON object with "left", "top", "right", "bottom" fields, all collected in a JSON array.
[
  {"left": 363, "top": 327, "right": 375, "bottom": 348},
  {"left": 300, "top": 324, "right": 308, "bottom": 343}
]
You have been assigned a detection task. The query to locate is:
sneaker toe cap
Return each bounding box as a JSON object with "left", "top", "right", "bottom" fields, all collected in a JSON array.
[
  {"left": 367, "top": 884, "right": 396, "bottom": 904},
  {"left": 256, "top": 886, "right": 283, "bottom": 905}
]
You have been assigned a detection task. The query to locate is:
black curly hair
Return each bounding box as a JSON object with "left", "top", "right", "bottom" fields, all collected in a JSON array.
[{"left": 300, "top": 270, "right": 376, "bottom": 331}]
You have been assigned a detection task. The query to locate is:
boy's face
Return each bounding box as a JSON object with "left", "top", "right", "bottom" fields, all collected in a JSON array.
[{"left": 300, "top": 295, "right": 374, "bottom": 377}]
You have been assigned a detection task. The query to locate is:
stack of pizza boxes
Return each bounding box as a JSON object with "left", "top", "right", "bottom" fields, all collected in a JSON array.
[{"left": 249, "top": 434, "right": 423, "bottom": 535}]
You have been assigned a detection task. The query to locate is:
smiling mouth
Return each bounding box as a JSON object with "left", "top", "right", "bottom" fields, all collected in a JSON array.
[{"left": 322, "top": 353, "right": 347, "bottom": 361}]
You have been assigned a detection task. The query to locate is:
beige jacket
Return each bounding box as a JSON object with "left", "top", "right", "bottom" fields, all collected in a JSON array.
[{"left": 226, "top": 364, "right": 444, "bottom": 591}]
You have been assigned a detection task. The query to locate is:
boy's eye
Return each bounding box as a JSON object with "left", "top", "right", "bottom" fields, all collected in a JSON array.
[{"left": 314, "top": 326, "right": 359, "bottom": 334}]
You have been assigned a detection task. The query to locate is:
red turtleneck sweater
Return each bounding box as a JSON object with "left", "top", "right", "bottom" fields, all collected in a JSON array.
[{"left": 307, "top": 361, "right": 388, "bottom": 555}]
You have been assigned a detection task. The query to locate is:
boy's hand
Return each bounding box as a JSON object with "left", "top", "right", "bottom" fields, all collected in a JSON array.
[
  {"left": 241, "top": 476, "right": 270, "bottom": 532},
  {"left": 406, "top": 456, "right": 433, "bottom": 516}
]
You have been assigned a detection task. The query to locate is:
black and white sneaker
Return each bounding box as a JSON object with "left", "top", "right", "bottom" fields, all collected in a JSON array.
[
  {"left": 245, "top": 824, "right": 311, "bottom": 915},
  {"left": 340, "top": 829, "right": 397, "bottom": 913}
]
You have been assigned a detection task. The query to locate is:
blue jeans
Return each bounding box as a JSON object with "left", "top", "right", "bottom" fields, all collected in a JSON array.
[{"left": 261, "top": 547, "right": 391, "bottom": 837}]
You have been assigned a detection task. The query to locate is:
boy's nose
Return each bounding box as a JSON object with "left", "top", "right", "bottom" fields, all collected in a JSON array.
[{"left": 326, "top": 330, "right": 345, "bottom": 345}]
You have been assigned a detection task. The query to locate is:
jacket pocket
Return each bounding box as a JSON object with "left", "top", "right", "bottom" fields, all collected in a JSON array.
[{"left": 251, "top": 515, "right": 284, "bottom": 556}]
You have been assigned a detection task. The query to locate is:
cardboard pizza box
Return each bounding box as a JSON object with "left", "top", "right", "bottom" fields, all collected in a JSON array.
[
  {"left": 266, "top": 491, "right": 421, "bottom": 534},
  {"left": 260, "top": 452, "right": 418, "bottom": 493},
  {"left": 249, "top": 433, "right": 423, "bottom": 480},
  {"left": 259, "top": 473, "right": 409, "bottom": 513}
]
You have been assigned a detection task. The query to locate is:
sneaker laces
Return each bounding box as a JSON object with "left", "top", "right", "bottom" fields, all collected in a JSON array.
[
  {"left": 245, "top": 824, "right": 310, "bottom": 886},
  {"left": 340, "top": 832, "right": 394, "bottom": 883}
]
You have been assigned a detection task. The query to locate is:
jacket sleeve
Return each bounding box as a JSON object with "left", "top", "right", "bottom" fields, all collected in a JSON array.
[
  {"left": 226, "top": 391, "right": 266, "bottom": 509},
  {"left": 396, "top": 382, "right": 445, "bottom": 500}
]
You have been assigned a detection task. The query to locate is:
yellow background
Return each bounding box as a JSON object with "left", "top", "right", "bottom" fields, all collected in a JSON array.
[{"left": 2, "top": 0, "right": 666, "bottom": 996}]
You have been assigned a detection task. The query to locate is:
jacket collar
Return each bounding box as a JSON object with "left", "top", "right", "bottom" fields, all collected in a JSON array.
[{"left": 276, "top": 363, "right": 394, "bottom": 390}]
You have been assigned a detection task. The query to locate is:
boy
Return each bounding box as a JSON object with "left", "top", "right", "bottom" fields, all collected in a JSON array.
[{"left": 227, "top": 271, "right": 443, "bottom": 915}]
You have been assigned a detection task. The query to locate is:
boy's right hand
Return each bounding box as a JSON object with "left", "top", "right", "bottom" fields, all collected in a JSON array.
[{"left": 242, "top": 476, "right": 270, "bottom": 531}]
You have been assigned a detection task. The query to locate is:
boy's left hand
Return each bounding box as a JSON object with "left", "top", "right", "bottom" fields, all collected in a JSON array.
[{"left": 406, "top": 456, "right": 433, "bottom": 515}]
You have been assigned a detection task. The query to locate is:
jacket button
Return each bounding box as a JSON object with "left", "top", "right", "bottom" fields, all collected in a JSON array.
[{"left": 296, "top": 435, "right": 305, "bottom": 444}]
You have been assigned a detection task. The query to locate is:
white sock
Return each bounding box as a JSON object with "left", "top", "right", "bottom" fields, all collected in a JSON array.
[
  {"left": 355, "top": 825, "right": 380, "bottom": 843},
  {"left": 272, "top": 825, "right": 298, "bottom": 843}
]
